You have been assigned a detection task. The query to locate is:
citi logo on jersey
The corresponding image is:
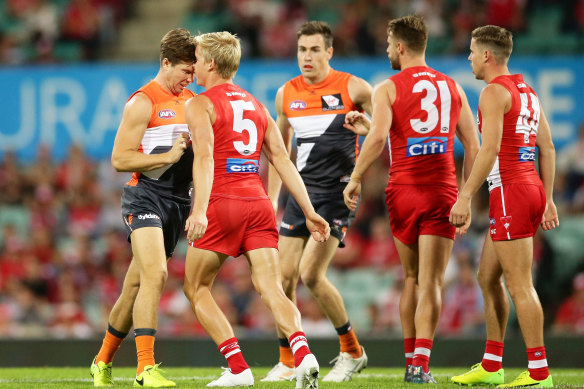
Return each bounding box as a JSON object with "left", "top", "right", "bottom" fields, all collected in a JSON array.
[
  {"left": 406, "top": 137, "right": 448, "bottom": 157},
  {"left": 289, "top": 100, "right": 307, "bottom": 110},
  {"left": 158, "top": 109, "right": 176, "bottom": 119},
  {"left": 518, "top": 146, "right": 536, "bottom": 162},
  {"left": 226, "top": 158, "right": 259, "bottom": 173}
]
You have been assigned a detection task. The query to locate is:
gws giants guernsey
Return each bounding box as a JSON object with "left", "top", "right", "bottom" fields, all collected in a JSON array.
[
  {"left": 388, "top": 66, "right": 461, "bottom": 188},
  {"left": 478, "top": 74, "right": 543, "bottom": 191},
  {"left": 282, "top": 69, "right": 360, "bottom": 193},
  {"left": 126, "top": 80, "right": 195, "bottom": 200},
  {"left": 202, "top": 83, "right": 268, "bottom": 199}
]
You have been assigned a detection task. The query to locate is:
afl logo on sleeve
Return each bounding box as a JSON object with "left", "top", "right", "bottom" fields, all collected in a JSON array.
[
  {"left": 321, "top": 93, "right": 344, "bottom": 111},
  {"left": 158, "top": 109, "right": 176, "bottom": 119}
]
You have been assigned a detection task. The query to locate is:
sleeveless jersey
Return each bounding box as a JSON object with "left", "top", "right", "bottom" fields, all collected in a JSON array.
[
  {"left": 387, "top": 66, "right": 461, "bottom": 188},
  {"left": 125, "top": 80, "right": 195, "bottom": 200},
  {"left": 282, "top": 69, "right": 360, "bottom": 193},
  {"left": 202, "top": 83, "right": 268, "bottom": 199},
  {"left": 478, "top": 74, "right": 543, "bottom": 191}
]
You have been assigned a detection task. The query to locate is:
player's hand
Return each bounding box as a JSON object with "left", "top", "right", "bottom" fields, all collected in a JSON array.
[
  {"left": 456, "top": 213, "right": 471, "bottom": 236},
  {"left": 343, "top": 111, "right": 370, "bottom": 136},
  {"left": 306, "top": 212, "right": 330, "bottom": 243},
  {"left": 540, "top": 200, "right": 559, "bottom": 231},
  {"left": 449, "top": 196, "right": 471, "bottom": 228},
  {"left": 343, "top": 180, "right": 361, "bottom": 211},
  {"left": 167, "top": 133, "right": 189, "bottom": 164},
  {"left": 185, "top": 211, "right": 208, "bottom": 243}
]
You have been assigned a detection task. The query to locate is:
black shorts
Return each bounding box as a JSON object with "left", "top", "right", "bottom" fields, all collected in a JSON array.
[
  {"left": 121, "top": 186, "right": 190, "bottom": 257},
  {"left": 279, "top": 191, "right": 356, "bottom": 247}
]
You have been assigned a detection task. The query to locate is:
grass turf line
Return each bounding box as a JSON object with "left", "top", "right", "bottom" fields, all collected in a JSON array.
[{"left": 0, "top": 367, "right": 583, "bottom": 388}]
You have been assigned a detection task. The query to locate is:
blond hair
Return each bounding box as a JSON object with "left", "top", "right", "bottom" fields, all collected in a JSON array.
[
  {"left": 195, "top": 32, "right": 241, "bottom": 79},
  {"left": 471, "top": 25, "right": 513, "bottom": 64}
]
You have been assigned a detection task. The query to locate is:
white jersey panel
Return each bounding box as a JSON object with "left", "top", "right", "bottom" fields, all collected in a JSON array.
[
  {"left": 288, "top": 114, "right": 336, "bottom": 139},
  {"left": 140, "top": 123, "right": 190, "bottom": 180},
  {"left": 487, "top": 157, "right": 502, "bottom": 191}
]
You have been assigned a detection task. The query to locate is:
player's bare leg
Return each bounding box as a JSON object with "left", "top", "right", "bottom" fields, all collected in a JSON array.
[
  {"left": 394, "top": 238, "right": 419, "bottom": 382},
  {"left": 129, "top": 227, "right": 175, "bottom": 386},
  {"left": 108, "top": 258, "right": 140, "bottom": 333},
  {"left": 268, "top": 236, "right": 307, "bottom": 382},
  {"left": 493, "top": 237, "right": 543, "bottom": 347},
  {"left": 183, "top": 247, "right": 232, "bottom": 343},
  {"left": 478, "top": 235, "right": 508, "bottom": 342},
  {"left": 184, "top": 247, "right": 254, "bottom": 387},
  {"left": 247, "top": 247, "right": 319, "bottom": 389}
]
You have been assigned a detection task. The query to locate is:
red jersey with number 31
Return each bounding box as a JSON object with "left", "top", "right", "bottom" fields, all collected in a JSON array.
[
  {"left": 478, "top": 74, "right": 543, "bottom": 191},
  {"left": 388, "top": 66, "right": 461, "bottom": 188},
  {"left": 202, "top": 83, "right": 268, "bottom": 199}
]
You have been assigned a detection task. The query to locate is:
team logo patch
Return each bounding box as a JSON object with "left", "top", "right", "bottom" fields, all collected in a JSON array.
[
  {"left": 518, "top": 146, "right": 535, "bottom": 162},
  {"left": 489, "top": 218, "right": 496, "bottom": 226},
  {"left": 500, "top": 216, "right": 512, "bottom": 230},
  {"left": 289, "top": 100, "right": 307, "bottom": 110},
  {"left": 321, "top": 93, "right": 344, "bottom": 111},
  {"left": 158, "top": 109, "right": 176, "bottom": 119},
  {"left": 406, "top": 137, "right": 448, "bottom": 157},
  {"left": 226, "top": 158, "right": 259, "bottom": 173}
]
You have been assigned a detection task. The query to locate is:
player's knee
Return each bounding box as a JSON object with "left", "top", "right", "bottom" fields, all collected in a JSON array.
[
  {"left": 300, "top": 271, "right": 323, "bottom": 291},
  {"left": 142, "top": 267, "right": 168, "bottom": 289}
]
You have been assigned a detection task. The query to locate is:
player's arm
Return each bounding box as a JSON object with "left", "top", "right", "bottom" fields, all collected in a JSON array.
[
  {"left": 344, "top": 76, "right": 373, "bottom": 136},
  {"left": 343, "top": 79, "right": 393, "bottom": 211},
  {"left": 453, "top": 83, "right": 481, "bottom": 234},
  {"left": 111, "top": 92, "right": 188, "bottom": 172},
  {"left": 267, "top": 86, "right": 294, "bottom": 213},
  {"left": 184, "top": 95, "right": 215, "bottom": 242},
  {"left": 262, "top": 105, "right": 330, "bottom": 242},
  {"left": 449, "top": 84, "right": 507, "bottom": 227},
  {"left": 535, "top": 107, "right": 559, "bottom": 230}
]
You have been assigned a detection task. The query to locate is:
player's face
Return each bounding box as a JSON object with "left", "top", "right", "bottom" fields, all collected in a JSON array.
[
  {"left": 387, "top": 33, "right": 400, "bottom": 70},
  {"left": 193, "top": 45, "right": 208, "bottom": 87},
  {"left": 468, "top": 39, "right": 484, "bottom": 80},
  {"left": 297, "top": 34, "right": 332, "bottom": 82},
  {"left": 164, "top": 59, "right": 194, "bottom": 94}
]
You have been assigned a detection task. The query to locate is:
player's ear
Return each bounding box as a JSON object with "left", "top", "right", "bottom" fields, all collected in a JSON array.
[{"left": 327, "top": 46, "right": 333, "bottom": 60}]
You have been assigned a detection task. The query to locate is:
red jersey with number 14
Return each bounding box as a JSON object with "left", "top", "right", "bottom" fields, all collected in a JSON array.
[
  {"left": 478, "top": 74, "right": 543, "bottom": 191},
  {"left": 202, "top": 83, "right": 268, "bottom": 199},
  {"left": 388, "top": 66, "right": 461, "bottom": 188}
]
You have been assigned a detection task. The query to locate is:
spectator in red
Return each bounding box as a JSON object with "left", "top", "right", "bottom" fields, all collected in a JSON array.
[{"left": 552, "top": 272, "right": 584, "bottom": 335}]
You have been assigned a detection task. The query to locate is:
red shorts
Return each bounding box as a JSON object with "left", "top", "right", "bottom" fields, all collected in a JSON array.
[
  {"left": 385, "top": 183, "right": 457, "bottom": 245},
  {"left": 190, "top": 195, "right": 279, "bottom": 257},
  {"left": 488, "top": 184, "right": 545, "bottom": 241}
]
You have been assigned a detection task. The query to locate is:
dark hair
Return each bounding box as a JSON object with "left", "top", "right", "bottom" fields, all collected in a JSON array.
[
  {"left": 160, "top": 28, "right": 196, "bottom": 65},
  {"left": 471, "top": 25, "right": 513, "bottom": 64},
  {"left": 387, "top": 14, "right": 428, "bottom": 54},
  {"left": 297, "top": 21, "right": 333, "bottom": 49}
]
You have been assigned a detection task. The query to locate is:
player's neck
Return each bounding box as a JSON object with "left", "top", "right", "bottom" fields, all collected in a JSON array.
[
  {"left": 303, "top": 66, "right": 331, "bottom": 86},
  {"left": 399, "top": 55, "right": 426, "bottom": 71},
  {"left": 153, "top": 73, "right": 179, "bottom": 96},
  {"left": 484, "top": 66, "right": 511, "bottom": 84},
  {"left": 202, "top": 74, "right": 234, "bottom": 90}
]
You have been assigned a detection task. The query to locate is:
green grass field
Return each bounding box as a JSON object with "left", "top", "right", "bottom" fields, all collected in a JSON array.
[{"left": 0, "top": 367, "right": 583, "bottom": 388}]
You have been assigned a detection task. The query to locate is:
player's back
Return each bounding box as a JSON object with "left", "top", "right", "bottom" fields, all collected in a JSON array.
[
  {"left": 202, "top": 83, "right": 268, "bottom": 199},
  {"left": 388, "top": 66, "right": 461, "bottom": 188},
  {"left": 126, "top": 80, "right": 195, "bottom": 200},
  {"left": 479, "top": 74, "right": 542, "bottom": 191}
]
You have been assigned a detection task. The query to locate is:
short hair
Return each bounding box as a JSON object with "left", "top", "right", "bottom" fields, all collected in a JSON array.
[
  {"left": 194, "top": 31, "right": 241, "bottom": 79},
  {"left": 297, "top": 21, "right": 333, "bottom": 49},
  {"left": 160, "top": 28, "right": 196, "bottom": 65},
  {"left": 471, "top": 25, "right": 513, "bottom": 64},
  {"left": 387, "top": 14, "right": 428, "bottom": 54}
]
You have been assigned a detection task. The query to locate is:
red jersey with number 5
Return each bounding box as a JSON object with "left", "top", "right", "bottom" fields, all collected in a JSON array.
[
  {"left": 202, "top": 83, "right": 268, "bottom": 199},
  {"left": 478, "top": 74, "right": 543, "bottom": 191},
  {"left": 388, "top": 66, "right": 461, "bottom": 188}
]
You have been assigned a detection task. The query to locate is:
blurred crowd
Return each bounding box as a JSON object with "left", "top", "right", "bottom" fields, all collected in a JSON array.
[
  {"left": 1, "top": 0, "right": 583, "bottom": 65},
  {"left": 0, "top": 128, "right": 583, "bottom": 339}
]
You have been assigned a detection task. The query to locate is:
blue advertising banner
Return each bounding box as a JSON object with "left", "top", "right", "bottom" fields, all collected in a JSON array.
[{"left": 1, "top": 57, "right": 582, "bottom": 161}]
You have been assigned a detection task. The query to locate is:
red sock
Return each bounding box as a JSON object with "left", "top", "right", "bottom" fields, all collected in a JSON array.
[
  {"left": 481, "top": 340, "right": 504, "bottom": 372},
  {"left": 527, "top": 346, "right": 549, "bottom": 380},
  {"left": 218, "top": 338, "right": 249, "bottom": 374},
  {"left": 412, "top": 338, "right": 433, "bottom": 373},
  {"left": 404, "top": 338, "right": 415, "bottom": 368},
  {"left": 289, "top": 331, "right": 311, "bottom": 367}
]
